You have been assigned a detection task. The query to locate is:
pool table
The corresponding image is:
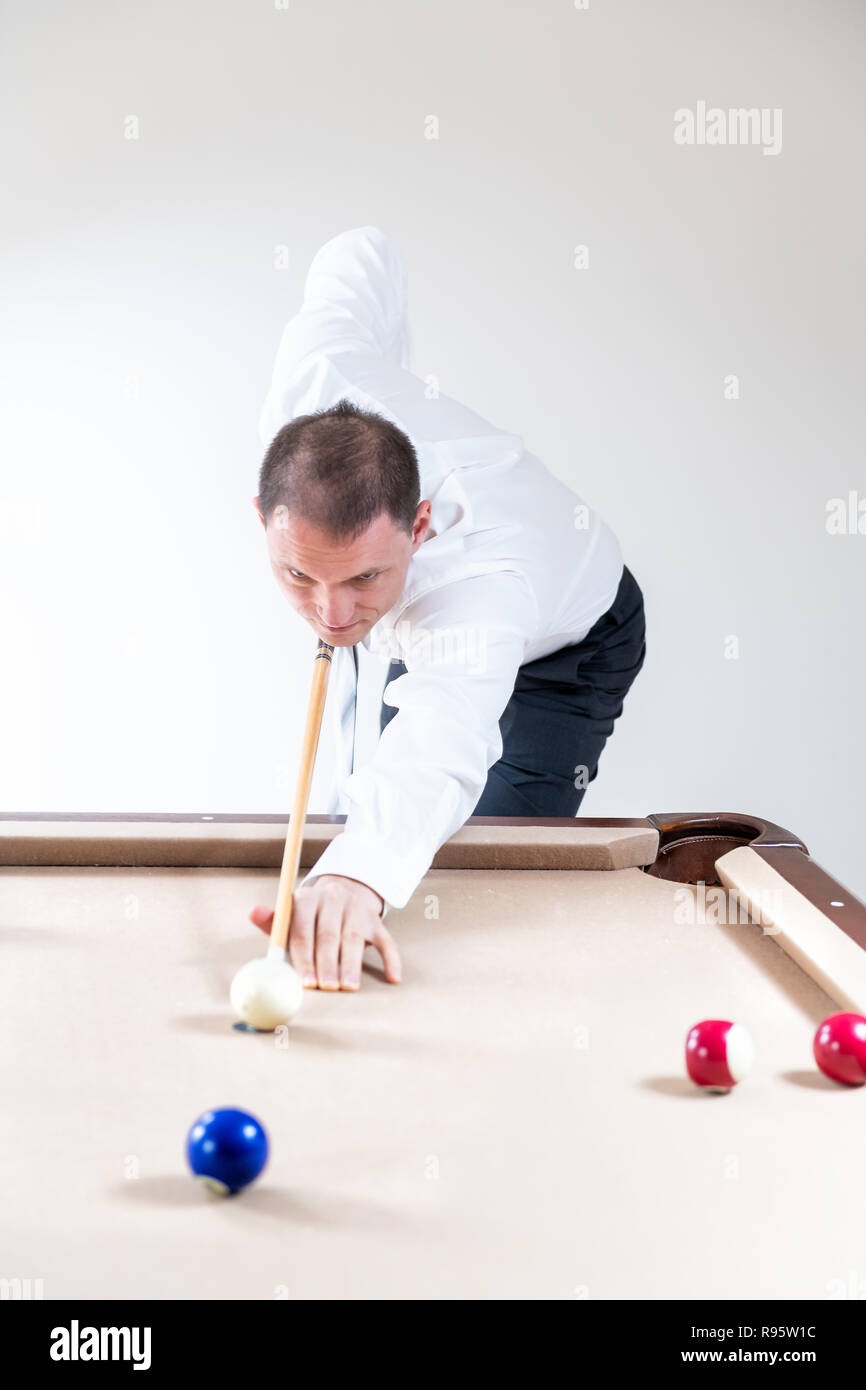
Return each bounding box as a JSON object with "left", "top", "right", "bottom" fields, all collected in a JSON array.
[{"left": 2, "top": 810, "right": 866, "bottom": 1301}]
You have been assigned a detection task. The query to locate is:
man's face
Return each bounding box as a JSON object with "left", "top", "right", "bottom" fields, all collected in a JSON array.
[{"left": 257, "top": 501, "right": 431, "bottom": 645}]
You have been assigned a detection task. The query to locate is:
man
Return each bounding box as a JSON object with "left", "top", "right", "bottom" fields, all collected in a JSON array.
[{"left": 250, "top": 227, "right": 646, "bottom": 992}]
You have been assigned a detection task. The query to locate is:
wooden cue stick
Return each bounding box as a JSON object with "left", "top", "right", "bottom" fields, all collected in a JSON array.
[{"left": 268, "top": 640, "right": 335, "bottom": 956}]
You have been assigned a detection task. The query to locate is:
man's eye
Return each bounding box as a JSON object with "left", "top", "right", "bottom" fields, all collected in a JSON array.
[{"left": 356, "top": 573, "right": 377, "bottom": 582}]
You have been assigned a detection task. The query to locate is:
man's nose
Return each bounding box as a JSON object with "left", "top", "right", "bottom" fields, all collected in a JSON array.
[{"left": 316, "top": 591, "right": 355, "bottom": 626}]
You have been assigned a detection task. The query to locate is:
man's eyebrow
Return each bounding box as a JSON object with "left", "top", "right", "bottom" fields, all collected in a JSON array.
[{"left": 279, "top": 562, "right": 387, "bottom": 580}]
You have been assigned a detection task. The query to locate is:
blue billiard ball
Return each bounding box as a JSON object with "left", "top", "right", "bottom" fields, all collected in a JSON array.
[{"left": 186, "top": 1108, "right": 269, "bottom": 1195}]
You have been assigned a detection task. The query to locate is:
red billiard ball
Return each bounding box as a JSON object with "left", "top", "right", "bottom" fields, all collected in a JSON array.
[
  {"left": 813, "top": 1012, "right": 866, "bottom": 1086},
  {"left": 685, "top": 1020, "right": 754, "bottom": 1092}
]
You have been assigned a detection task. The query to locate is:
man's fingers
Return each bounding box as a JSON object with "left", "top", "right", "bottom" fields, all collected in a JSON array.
[
  {"left": 371, "top": 924, "right": 402, "bottom": 984},
  {"left": 314, "top": 899, "right": 343, "bottom": 991},
  {"left": 249, "top": 905, "right": 274, "bottom": 934},
  {"left": 261, "top": 880, "right": 401, "bottom": 993},
  {"left": 287, "top": 895, "right": 317, "bottom": 988},
  {"left": 339, "top": 928, "right": 367, "bottom": 991}
]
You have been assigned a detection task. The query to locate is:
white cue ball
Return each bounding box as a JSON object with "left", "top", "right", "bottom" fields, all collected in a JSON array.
[{"left": 230, "top": 955, "right": 303, "bottom": 1031}]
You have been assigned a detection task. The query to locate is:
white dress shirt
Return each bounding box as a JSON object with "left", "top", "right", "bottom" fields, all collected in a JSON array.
[{"left": 259, "top": 227, "right": 623, "bottom": 909}]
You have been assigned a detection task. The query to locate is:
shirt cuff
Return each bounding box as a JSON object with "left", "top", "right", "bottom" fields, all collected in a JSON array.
[{"left": 299, "top": 831, "right": 425, "bottom": 912}]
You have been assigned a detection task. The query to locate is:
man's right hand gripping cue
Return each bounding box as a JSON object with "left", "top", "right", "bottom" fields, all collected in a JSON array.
[{"left": 249, "top": 874, "right": 402, "bottom": 992}]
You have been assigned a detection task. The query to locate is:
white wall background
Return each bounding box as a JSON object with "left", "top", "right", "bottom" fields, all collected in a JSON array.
[{"left": 2, "top": 0, "right": 864, "bottom": 892}]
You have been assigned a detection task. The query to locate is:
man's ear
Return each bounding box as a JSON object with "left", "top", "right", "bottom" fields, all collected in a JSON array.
[
  {"left": 252, "top": 497, "right": 266, "bottom": 529},
  {"left": 411, "top": 499, "right": 432, "bottom": 551}
]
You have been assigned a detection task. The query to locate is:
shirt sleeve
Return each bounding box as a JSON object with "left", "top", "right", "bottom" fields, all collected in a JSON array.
[
  {"left": 258, "top": 225, "right": 524, "bottom": 460},
  {"left": 258, "top": 225, "right": 412, "bottom": 448},
  {"left": 301, "top": 572, "right": 539, "bottom": 908}
]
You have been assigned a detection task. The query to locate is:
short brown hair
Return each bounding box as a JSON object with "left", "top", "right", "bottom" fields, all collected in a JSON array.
[{"left": 258, "top": 398, "right": 420, "bottom": 538}]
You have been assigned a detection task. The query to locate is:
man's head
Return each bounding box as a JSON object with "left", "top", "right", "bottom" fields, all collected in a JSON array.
[{"left": 255, "top": 399, "right": 431, "bottom": 645}]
